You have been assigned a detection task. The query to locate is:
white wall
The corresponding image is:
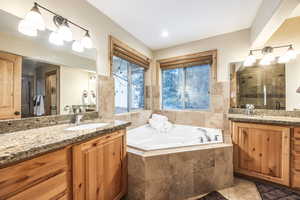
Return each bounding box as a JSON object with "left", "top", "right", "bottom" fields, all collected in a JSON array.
[
  {"left": 60, "top": 66, "right": 97, "bottom": 114},
  {"left": 0, "top": 0, "right": 152, "bottom": 75},
  {"left": 154, "top": 29, "right": 251, "bottom": 82},
  {"left": 286, "top": 56, "right": 300, "bottom": 111}
]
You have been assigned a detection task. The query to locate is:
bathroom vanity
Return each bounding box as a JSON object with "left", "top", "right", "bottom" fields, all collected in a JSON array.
[
  {"left": 229, "top": 114, "right": 300, "bottom": 189},
  {"left": 0, "top": 120, "right": 130, "bottom": 200}
]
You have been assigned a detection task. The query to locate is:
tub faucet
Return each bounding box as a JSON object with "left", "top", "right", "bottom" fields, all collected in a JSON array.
[{"left": 245, "top": 104, "right": 255, "bottom": 115}]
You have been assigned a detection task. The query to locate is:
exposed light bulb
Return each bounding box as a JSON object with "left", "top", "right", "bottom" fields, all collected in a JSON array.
[
  {"left": 286, "top": 45, "right": 297, "bottom": 60},
  {"left": 278, "top": 46, "right": 297, "bottom": 63},
  {"left": 278, "top": 55, "right": 289, "bottom": 64},
  {"left": 72, "top": 40, "right": 84, "bottom": 52},
  {"left": 58, "top": 20, "right": 73, "bottom": 42},
  {"left": 18, "top": 19, "right": 37, "bottom": 37},
  {"left": 25, "top": 4, "right": 45, "bottom": 31},
  {"left": 49, "top": 31, "right": 64, "bottom": 46},
  {"left": 161, "top": 30, "right": 169, "bottom": 37},
  {"left": 259, "top": 47, "right": 275, "bottom": 66},
  {"left": 243, "top": 51, "right": 256, "bottom": 67},
  {"left": 260, "top": 53, "right": 275, "bottom": 65},
  {"left": 81, "top": 31, "right": 93, "bottom": 49}
]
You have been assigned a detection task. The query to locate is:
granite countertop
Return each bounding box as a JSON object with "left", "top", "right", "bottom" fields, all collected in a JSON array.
[
  {"left": 228, "top": 113, "right": 300, "bottom": 126},
  {"left": 0, "top": 119, "right": 131, "bottom": 167}
]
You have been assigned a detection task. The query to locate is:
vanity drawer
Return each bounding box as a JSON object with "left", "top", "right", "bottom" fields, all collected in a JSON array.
[
  {"left": 292, "top": 138, "right": 300, "bottom": 152},
  {"left": 291, "top": 170, "right": 300, "bottom": 189},
  {"left": 7, "top": 172, "right": 67, "bottom": 200},
  {"left": 292, "top": 152, "right": 300, "bottom": 171},
  {"left": 294, "top": 128, "right": 300, "bottom": 139},
  {"left": 0, "top": 148, "right": 70, "bottom": 199}
]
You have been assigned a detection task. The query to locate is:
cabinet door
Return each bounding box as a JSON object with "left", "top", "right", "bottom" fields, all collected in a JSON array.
[
  {"left": 73, "top": 131, "right": 126, "bottom": 200},
  {"left": 232, "top": 122, "right": 290, "bottom": 186},
  {"left": 237, "top": 127, "right": 250, "bottom": 170},
  {"left": 103, "top": 136, "right": 123, "bottom": 200},
  {"left": 0, "top": 52, "right": 21, "bottom": 119},
  {"left": 73, "top": 142, "right": 104, "bottom": 200}
]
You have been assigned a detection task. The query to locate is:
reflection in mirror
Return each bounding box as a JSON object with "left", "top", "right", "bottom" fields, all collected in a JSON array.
[
  {"left": 230, "top": 62, "right": 286, "bottom": 110},
  {"left": 231, "top": 54, "right": 300, "bottom": 111},
  {"left": 0, "top": 10, "right": 97, "bottom": 120}
]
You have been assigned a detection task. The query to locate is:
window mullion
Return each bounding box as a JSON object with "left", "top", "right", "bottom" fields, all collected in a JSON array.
[{"left": 127, "top": 63, "right": 132, "bottom": 112}]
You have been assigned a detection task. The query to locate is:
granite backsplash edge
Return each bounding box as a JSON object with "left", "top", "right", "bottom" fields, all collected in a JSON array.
[
  {"left": 229, "top": 108, "right": 300, "bottom": 118},
  {"left": 0, "top": 111, "right": 99, "bottom": 134}
]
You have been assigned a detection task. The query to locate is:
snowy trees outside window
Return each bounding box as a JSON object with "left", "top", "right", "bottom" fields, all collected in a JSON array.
[
  {"left": 162, "top": 64, "right": 210, "bottom": 110},
  {"left": 113, "top": 56, "right": 144, "bottom": 114}
]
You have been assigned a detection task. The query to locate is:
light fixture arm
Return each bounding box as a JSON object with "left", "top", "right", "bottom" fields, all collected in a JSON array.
[
  {"left": 34, "top": 2, "right": 89, "bottom": 32},
  {"left": 249, "top": 44, "right": 293, "bottom": 53}
]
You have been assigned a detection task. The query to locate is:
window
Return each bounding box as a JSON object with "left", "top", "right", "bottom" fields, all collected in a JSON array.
[
  {"left": 162, "top": 64, "right": 210, "bottom": 110},
  {"left": 113, "top": 56, "right": 144, "bottom": 114}
]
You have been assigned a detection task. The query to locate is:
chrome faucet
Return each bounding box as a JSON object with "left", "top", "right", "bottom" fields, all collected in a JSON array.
[
  {"left": 73, "top": 107, "right": 83, "bottom": 125},
  {"left": 245, "top": 104, "right": 255, "bottom": 115},
  {"left": 75, "top": 114, "right": 83, "bottom": 125}
]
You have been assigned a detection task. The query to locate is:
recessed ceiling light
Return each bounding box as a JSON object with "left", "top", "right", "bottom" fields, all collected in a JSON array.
[{"left": 161, "top": 30, "right": 169, "bottom": 37}]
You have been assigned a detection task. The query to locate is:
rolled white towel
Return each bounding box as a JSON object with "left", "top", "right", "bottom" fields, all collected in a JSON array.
[
  {"left": 149, "top": 118, "right": 173, "bottom": 133},
  {"left": 151, "top": 114, "right": 168, "bottom": 122},
  {"left": 162, "top": 121, "right": 173, "bottom": 133},
  {"left": 149, "top": 118, "right": 164, "bottom": 130}
]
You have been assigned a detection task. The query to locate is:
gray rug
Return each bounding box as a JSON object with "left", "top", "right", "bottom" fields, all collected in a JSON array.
[
  {"left": 255, "top": 182, "right": 300, "bottom": 200},
  {"left": 198, "top": 191, "right": 228, "bottom": 200}
]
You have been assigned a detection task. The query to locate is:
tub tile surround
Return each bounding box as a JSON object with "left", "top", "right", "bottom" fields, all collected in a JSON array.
[{"left": 127, "top": 145, "right": 233, "bottom": 200}]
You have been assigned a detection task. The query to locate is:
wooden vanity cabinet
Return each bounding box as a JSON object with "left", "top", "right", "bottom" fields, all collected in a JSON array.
[
  {"left": 231, "top": 122, "right": 290, "bottom": 186},
  {"left": 72, "top": 130, "right": 127, "bottom": 200},
  {"left": 0, "top": 128, "right": 128, "bottom": 200},
  {"left": 291, "top": 128, "right": 300, "bottom": 189},
  {"left": 0, "top": 148, "right": 72, "bottom": 200}
]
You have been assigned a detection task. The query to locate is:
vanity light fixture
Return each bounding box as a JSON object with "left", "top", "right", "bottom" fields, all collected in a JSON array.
[
  {"left": 81, "top": 31, "right": 93, "bottom": 49},
  {"left": 243, "top": 50, "right": 256, "bottom": 67},
  {"left": 19, "top": 2, "right": 92, "bottom": 51},
  {"left": 244, "top": 44, "right": 296, "bottom": 66},
  {"left": 72, "top": 40, "right": 84, "bottom": 52},
  {"left": 49, "top": 31, "right": 64, "bottom": 46},
  {"left": 56, "top": 18, "right": 73, "bottom": 42}
]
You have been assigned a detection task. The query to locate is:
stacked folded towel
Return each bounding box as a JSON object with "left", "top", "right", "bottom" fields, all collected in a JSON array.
[{"left": 149, "top": 114, "right": 173, "bottom": 133}]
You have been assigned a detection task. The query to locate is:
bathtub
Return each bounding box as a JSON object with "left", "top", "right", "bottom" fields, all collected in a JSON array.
[
  {"left": 127, "top": 124, "right": 223, "bottom": 151},
  {"left": 126, "top": 124, "right": 233, "bottom": 200}
]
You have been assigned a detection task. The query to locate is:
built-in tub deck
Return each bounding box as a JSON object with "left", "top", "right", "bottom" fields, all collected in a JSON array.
[{"left": 126, "top": 124, "right": 234, "bottom": 200}]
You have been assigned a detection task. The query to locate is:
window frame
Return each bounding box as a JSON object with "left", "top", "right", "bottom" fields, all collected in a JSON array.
[{"left": 158, "top": 50, "right": 217, "bottom": 112}]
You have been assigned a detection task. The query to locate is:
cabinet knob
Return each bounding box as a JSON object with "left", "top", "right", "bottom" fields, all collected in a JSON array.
[{"left": 14, "top": 111, "right": 20, "bottom": 115}]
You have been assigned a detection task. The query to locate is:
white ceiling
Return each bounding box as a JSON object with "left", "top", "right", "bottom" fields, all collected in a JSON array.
[{"left": 87, "top": 0, "right": 263, "bottom": 50}]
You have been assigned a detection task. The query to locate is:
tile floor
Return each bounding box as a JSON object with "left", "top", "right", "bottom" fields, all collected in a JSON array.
[{"left": 189, "top": 178, "right": 262, "bottom": 200}]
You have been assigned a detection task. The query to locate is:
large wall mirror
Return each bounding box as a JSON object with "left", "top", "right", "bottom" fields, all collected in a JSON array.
[
  {"left": 0, "top": 10, "right": 97, "bottom": 120},
  {"left": 230, "top": 58, "right": 299, "bottom": 111}
]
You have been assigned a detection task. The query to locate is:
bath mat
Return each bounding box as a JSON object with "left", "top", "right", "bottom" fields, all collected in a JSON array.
[
  {"left": 255, "top": 181, "right": 300, "bottom": 200},
  {"left": 197, "top": 191, "right": 228, "bottom": 200}
]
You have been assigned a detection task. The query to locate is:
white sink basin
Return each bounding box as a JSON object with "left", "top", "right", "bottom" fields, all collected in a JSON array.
[{"left": 65, "top": 123, "right": 109, "bottom": 131}]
